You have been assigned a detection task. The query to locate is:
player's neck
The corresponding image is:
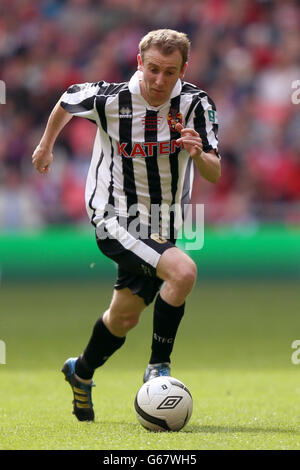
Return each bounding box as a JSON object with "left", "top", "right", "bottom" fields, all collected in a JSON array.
[{"left": 139, "top": 79, "right": 168, "bottom": 108}]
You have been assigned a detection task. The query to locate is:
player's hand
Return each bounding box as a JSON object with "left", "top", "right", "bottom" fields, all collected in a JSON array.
[
  {"left": 32, "top": 145, "right": 53, "bottom": 174},
  {"left": 175, "top": 123, "right": 203, "bottom": 159}
]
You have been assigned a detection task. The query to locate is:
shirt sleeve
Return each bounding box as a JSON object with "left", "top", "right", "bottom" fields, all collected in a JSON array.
[
  {"left": 187, "top": 93, "right": 220, "bottom": 158},
  {"left": 60, "top": 82, "right": 102, "bottom": 123}
]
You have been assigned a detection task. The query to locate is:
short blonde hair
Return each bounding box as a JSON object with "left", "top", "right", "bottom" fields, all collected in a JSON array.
[{"left": 139, "top": 29, "right": 190, "bottom": 70}]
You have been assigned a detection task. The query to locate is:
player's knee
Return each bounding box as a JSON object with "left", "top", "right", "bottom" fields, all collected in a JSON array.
[
  {"left": 120, "top": 312, "right": 140, "bottom": 331},
  {"left": 110, "top": 310, "right": 140, "bottom": 334},
  {"left": 171, "top": 259, "right": 197, "bottom": 294},
  {"left": 105, "top": 308, "right": 140, "bottom": 336}
]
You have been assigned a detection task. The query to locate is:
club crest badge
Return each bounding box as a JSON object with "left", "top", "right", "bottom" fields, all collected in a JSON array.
[
  {"left": 150, "top": 233, "right": 168, "bottom": 244},
  {"left": 167, "top": 110, "right": 183, "bottom": 132}
]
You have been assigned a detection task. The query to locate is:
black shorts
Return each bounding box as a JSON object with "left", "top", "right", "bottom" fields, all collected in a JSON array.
[{"left": 95, "top": 216, "right": 177, "bottom": 305}]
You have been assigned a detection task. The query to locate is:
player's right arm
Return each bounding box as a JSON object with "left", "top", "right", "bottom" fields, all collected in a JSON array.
[
  {"left": 32, "top": 96, "right": 73, "bottom": 174},
  {"left": 33, "top": 81, "right": 103, "bottom": 174}
]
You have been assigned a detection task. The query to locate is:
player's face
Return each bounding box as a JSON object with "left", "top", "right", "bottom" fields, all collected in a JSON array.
[{"left": 138, "top": 47, "right": 187, "bottom": 107}]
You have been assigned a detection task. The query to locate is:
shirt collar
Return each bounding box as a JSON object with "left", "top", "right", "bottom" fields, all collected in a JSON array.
[{"left": 128, "top": 70, "right": 182, "bottom": 102}]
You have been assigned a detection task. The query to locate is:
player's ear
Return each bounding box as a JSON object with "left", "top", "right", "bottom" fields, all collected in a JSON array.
[
  {"left": 180, "top": 62, "right": 188, "bottom": 79},
  {"left": 137, "top": 54, "right": 143, "bottom": 71}
]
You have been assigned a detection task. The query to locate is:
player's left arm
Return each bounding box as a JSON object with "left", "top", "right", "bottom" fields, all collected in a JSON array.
[{"left": 175, "top": 123, "right": 221, "bottom": 183}]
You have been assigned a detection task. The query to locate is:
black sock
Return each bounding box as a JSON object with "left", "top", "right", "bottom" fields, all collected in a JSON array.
[
  {"left": 75, "top": 316, "right": 126, "bottom": 380},
  {"left": 149, "top": 294, "right": 185, "bottom": 365}
]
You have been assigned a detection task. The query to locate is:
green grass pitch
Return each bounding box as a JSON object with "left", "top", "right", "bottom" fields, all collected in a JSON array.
[{"left": 0, "top": 280, "right": 299, "bottom": 450}]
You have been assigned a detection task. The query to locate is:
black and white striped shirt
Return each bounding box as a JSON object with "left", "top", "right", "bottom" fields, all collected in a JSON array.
[{"left": 61, "top": 71, "right": 219, "bottom": 236}]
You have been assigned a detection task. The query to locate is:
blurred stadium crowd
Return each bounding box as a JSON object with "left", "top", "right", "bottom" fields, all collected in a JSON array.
[{"left": 0, "top": 0, "right": 300, "bottom": 230}]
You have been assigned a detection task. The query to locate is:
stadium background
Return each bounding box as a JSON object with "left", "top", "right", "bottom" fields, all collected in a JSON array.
[
  {"left": 1, "top": 0, "right": 300, "bottom": 281},
  {"left": 0, "top": 0, "right": 300, "bottom": 281}
]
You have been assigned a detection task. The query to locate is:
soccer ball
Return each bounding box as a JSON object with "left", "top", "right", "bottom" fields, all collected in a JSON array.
[{"left": 134, "top": 376, "right": 193, "bottom": 432}]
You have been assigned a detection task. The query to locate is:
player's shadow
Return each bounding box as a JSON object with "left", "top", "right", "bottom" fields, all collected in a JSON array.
[
  {"left": 183, "top": 424, "right": 300, "bottom": 435},
  {"left": 95, "top": 421, "right": 300, "bottom": 436}
]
